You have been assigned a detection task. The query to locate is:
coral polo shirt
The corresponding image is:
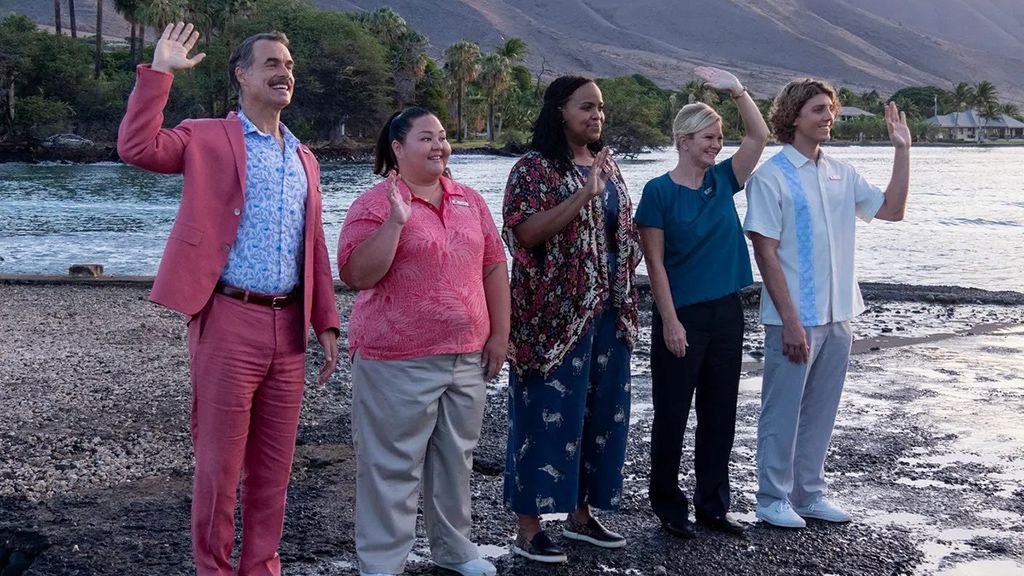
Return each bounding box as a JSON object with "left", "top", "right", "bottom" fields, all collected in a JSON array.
[{"left": 338, "top": 176, "right": 506, "bottom": 360}]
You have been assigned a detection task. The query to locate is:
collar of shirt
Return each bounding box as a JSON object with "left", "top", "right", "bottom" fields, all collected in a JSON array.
[
  {"left": 400, "top": 175, "right": 468, "bottom": 208},
  {"left": 237, "top": 110, "right": 301, "bottom": 153},
  {"left": 781, "top": 143, "right": 821, "bottom": 169}
]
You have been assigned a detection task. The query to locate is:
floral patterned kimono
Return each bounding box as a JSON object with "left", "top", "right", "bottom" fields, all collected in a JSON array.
[{"left": 501, "top": 150, "right": 641, "bottom": 514}]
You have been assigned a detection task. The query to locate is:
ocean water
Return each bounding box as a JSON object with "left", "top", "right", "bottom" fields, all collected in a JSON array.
[{"left": 1, "top": 146, "right": 1022, "bottom": 291}]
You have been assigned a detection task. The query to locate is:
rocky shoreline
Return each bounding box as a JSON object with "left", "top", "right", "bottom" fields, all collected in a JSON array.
[{"left": 2, "top": 279, "right": 1023, "bottom": 575}]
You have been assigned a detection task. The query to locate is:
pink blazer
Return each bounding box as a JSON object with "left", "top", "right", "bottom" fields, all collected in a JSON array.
[{"left": 117, "top": 65, "right": 339, "bottom": 341}]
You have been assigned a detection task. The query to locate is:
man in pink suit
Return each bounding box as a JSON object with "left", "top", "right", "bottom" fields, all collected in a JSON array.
[{"left": 117, "top": 22, "right": 340, "bottom": 576}]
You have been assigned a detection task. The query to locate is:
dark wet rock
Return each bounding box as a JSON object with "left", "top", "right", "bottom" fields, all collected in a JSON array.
[
  {"left": 2, "top": 282, "right": 1023, "bottom": 575},
  {"left": 40, "top": 134, "right": 94, "bottom": 150},
  {"left": 68, "top": 264, "right": 103, "bottom": 277}
]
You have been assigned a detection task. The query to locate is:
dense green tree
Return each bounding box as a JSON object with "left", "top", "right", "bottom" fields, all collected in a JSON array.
[
  {"left": 443, "top": 40, "right": 480, "bottom": 142},
  {"left": 14, "top": 95, "right": 73, "bottom": 139},
  {"left": 889, "top": 86, "right": 947, "bottom": 119},
  {"left": 832, "top": 115, "right": 886, "bottom": 141},
  {"left": 859, "top": 89, "right": 882, "bottom": 113},
  {"left": 597, "top": 75, "right": 668, "bottom": 156},
  {"left": 413, "top": 59, "right": 449, "bottom": 125},
  {"left": 230, "top": 0, "right": 392, "bottom": 141},
  {"left": 494, "top": 64, "right": 536, "bottom": 143},
  {"left": 837, "top": 86, "right": 860, "bottom": 108}
]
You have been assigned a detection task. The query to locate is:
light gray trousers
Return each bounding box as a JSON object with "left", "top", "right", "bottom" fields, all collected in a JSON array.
[
  {"left": 756, "top": 321, "right": 853, "bottom": 509},
  {"left": 352, "top": 351, "right": 486, "bottom": 574}
]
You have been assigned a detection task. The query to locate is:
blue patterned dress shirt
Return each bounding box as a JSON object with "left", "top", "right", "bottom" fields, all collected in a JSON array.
[{"left": 220, "top": 111, "right": 308, "bottom": 294}]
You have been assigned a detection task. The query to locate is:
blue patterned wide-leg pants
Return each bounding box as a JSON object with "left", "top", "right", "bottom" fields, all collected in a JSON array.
[{"left": 503, "top": 306, "right": 632, "bottom": 515}]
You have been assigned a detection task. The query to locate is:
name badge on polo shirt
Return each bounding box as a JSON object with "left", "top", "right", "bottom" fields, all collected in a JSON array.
[
  {"left": 829, "top": 174, "right": 841, "bottom": 180},
  {"left": 451, "top": 199, "right": 470, "bottom": 207}
]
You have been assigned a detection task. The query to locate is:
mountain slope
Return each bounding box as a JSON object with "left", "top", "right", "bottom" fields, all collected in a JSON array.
[{"left": 4, "top": 0, "right": 1022, "bottom": 101}]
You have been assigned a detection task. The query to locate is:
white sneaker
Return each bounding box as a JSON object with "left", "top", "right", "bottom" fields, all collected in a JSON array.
[
  {"left": 435, "top": 557, "right": 498, "bottom": 576},
  {"left": 795, "top": 497, "right": 852, "bottom": 523},
  {"left": 756, "top": 500, "right": 807, "bottom": 528}
]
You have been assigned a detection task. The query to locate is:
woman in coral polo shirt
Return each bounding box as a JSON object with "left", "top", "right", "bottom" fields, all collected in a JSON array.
[{"left": 337, "top": 107, "right": 510, "bottom": 576}]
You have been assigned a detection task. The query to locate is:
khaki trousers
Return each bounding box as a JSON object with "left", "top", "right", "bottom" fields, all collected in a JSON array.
[{"left": 352, "top": 351, "right": 486, "bottom": 574}]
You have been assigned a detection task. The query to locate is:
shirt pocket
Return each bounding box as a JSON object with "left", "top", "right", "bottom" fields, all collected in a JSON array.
[{"left": 169, "top": 221, "right": 204, "bottom": 246}]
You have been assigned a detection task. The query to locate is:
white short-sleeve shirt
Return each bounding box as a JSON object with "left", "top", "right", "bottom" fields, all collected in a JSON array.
[{"left": 743, "top": 144, "right": 885, "bottom": 326}]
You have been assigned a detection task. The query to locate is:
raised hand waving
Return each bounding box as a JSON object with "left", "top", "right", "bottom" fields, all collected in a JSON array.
[
  {"left": 693, "top": 66, "right": 744, "bottom": 96},
  {"left": 581, "top": 147, "right": 612, "bottom": 200},
  {"left": 885, "top": 101, "right": 912, "bottom": 149},
  {"left": 152, "top": 23, "right": 207, "bottom": 74}
]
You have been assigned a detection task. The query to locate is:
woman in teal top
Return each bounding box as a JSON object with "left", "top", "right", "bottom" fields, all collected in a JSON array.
[{"left": 635, "top": 66, "right": 769, "bottom": 538}]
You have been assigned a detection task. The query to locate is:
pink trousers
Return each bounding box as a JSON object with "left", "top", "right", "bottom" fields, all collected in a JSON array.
[{"left": 187, "top": 293, "right": 306, "bottom": 576}]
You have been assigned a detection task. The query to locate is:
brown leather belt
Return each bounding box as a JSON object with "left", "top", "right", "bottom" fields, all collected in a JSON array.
[{"left": 214, "top": 282, "right": 299, "bottom": 309}]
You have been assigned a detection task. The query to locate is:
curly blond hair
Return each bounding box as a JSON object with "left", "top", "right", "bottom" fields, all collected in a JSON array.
[{"left": 769, "top": 79, "right": 840, "bottom": 144}]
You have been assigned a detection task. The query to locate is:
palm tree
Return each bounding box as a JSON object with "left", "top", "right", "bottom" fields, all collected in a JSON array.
[
  {"left": 186, "top": 0, "right": 255, "bottom": 44},
  {"left": 495, "top": 37, "right": 527, "bottom": 63},
  {"left": 67, "top": 0, "right": 78, "bottom": 38},
  {"left": 53, "top": 0, "right": 62, "bottom": 36},
  {"left": 392, "top": 30, "right": 428, "bottom": 108},
  {"left": 951, "top": 82, "right": 975, "bottom": 112},
  {"left": 359, "top": 8, "right": 428, "bottom": 108},
  {"left": 94, "top": 0, "right": 102, "bottom": 78},
  {"left": 478, "top": 52, "right": 511, "bottom": 142},
  {"left": 683, "top": 79, "right": 717, "bottom": 105},
  {"left": 973, "top": 81, "right": 999, "bottom": 112},
  {"left": 443, "top": 40, "right": 481, "bottom": 142},
  {"left": 113, "top": 0, "right": 140, "bottom": 68},
  {"left": 359, "top": 6, "right": 407, "bottom": 46},
  {"left": 973, "top": 81, "right": 1000, "bottom": 139},
  {"left": 142, "top": 0, "right": 186, "bottom": 32}
]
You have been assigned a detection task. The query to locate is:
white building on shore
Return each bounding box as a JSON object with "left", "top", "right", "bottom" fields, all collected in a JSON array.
[{"left": 926, "top": 110, "right": 1024, "bottom": 141}]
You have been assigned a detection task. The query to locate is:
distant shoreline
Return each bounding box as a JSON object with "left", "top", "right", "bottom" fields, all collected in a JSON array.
[{"left": 3, "top": 139, "right": 1023, "bottom": 164}]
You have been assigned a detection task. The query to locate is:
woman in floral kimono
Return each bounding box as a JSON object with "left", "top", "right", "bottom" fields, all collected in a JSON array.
[{"left": 501, "top": 76, "right": 641, "bottom": 564}]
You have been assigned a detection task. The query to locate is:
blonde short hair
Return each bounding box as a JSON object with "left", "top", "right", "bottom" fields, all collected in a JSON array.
[{"left": 672, "top": 103, "right": 722, "bottom": 149}]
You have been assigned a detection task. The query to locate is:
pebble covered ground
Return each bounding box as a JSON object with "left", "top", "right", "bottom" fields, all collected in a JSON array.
[{"left": 2, "top": 280, "right": 1023, "bottom": 575}]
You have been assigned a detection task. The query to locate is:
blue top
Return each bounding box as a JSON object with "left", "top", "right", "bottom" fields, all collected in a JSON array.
[
  {"left": 634, "top": 157, "right": 753, "bottom": 308},
  {"left": 577, "top": 164, "right": 620, "bottom": 278},
  {"left": 220, "top": 110, "right": 308, "bottom": 294}
]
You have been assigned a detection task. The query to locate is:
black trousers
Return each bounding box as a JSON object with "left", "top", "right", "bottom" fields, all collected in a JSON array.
[{"left": 648, "top": 292, "right": 744, "bottom": 523}]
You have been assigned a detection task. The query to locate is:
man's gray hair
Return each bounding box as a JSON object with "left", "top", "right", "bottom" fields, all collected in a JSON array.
[{"left": 228, "top": 31, "right": 290, "bottom": 96}]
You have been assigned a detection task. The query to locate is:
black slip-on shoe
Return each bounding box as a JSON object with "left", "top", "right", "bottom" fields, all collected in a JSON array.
[
  {"left": 695, "top": 511, "right": 747, "bottom": 536},
  {"left": 512, "top": 530, "right": 568, "bottom": 563},
  {"left": 562, "top": 516, "right": 627, "bottom": 549},
  {"left": 661, "top": 519, "right": 697, "bottom": 539}
]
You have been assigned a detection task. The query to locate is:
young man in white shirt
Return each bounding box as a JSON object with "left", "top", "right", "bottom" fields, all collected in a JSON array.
[{"left": 743, "top": 79, "right": 911, "bottom": 528}]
